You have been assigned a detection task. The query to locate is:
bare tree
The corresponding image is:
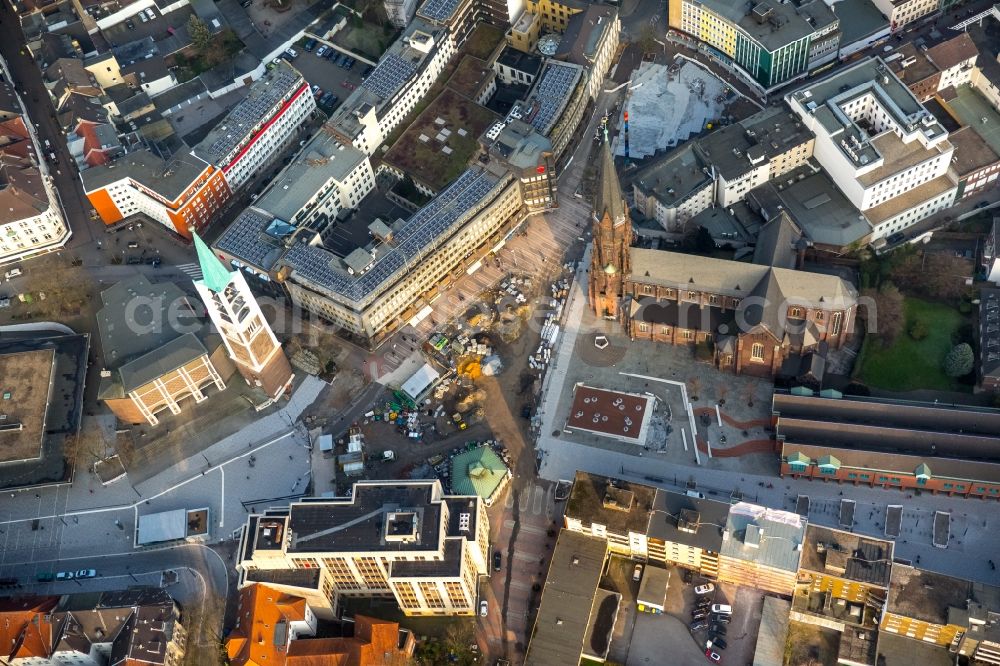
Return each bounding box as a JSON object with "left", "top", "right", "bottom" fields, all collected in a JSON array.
[{"left": 861, "top": 282, "right": 904, "bottom": 347}]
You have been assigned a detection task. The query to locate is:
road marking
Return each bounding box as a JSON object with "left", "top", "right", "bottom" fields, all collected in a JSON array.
[{"left": 175, "top": 263, "right": 203, "bottom": 280}]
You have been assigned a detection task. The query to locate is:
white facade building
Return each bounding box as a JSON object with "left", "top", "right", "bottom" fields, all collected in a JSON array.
[
  {"left": 787, "top": 57, "right": 957, "bottom": 241},
  {"left": 872, "top": 0, "right": 938, "bottom": 31},
  {"left": 236, "top": 480, "right": 490, "bottom": 617},
  {"left": 194, "top": 62, "right": 316, "bottom": 191},
  {"left": 0, "top": 120, "right": 69, "bottom": 265},
  {"left": 329, "top": 19, "right": 456, "bottom": 156}
]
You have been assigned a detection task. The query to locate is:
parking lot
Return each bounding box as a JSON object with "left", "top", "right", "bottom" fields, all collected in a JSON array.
[{"left": 286, "top": 40, "right": 368, "bottom": 116}]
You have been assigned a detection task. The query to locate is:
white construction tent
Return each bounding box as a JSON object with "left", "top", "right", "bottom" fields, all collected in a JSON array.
[{"left": 401, "top": 363, "right": 441, "bottom": 402}]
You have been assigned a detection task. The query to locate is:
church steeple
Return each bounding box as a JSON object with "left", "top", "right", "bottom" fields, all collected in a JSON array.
[
  {"left": 594, "top": 135, "right": 627, "bottom": 226},
  {"left": 588, "top": 133, "right": 633, "bottom": 319},
  {"left": 192, "top": 231, "right": 233, "bottom": 294}
]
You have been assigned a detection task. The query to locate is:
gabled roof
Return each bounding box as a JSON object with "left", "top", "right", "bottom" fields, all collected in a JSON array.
[
  {"left": 227, "top": 584, "right": 307, "bottom": 666},
  {"left": 0, "top": 596, "right": 59, "bottom": 662}
]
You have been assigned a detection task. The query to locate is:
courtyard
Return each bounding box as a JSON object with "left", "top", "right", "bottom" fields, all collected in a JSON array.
[{"left": 855, "top": 297, "right": 968, "bottom": 392}]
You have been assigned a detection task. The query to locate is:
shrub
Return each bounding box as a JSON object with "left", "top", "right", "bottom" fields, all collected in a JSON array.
[
  {"left": 944, "top": 343, "right": 974, "bottom": 378},
  {"left": 908, "top": 320, "right": 928, "bottom": 341}
]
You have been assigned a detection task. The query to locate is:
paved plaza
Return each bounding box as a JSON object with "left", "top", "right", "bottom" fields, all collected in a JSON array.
[{"left": 534, "top": 250, "right": 1000, "bottom": 587}]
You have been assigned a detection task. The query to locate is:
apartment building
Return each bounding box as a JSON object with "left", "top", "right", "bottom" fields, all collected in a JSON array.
[
  {"left": 881, "top": 565, "right": 1000, "bottom": 663},
  {"left": 775, "top": 391, "right": 1000, "bottom": 500},
  {"left": 494, "top": 46, "right": 543, "bottom": 86},
  {"left": 786, "top": 57, "right": 958, "bottom": 241},
  {"left": 633, "top": 106, "right": 814, "bottom": 233},
  {"left": 329, "top": 19, "right": 456, "bottom": 156},
  {"left": 553, "top": 5, "right": 621, "bottom": 100},
  {"left": 717, "top": 502, "right": 806, "bottom": 595},
  {"left": 193, "top": 63, "right": 315, "bottom": 191},
  {"left": 0, "top": 118, "right": 70, "bottom": 265},
  {"left": 563, "top": 471, "right": 728, "bottom": 579},
  {"left": 632, "top": 143, "right": 715, "bottom": 235},
  {"left": 95, "top": 275, "right": 233, "bottom": 426},
  {"left": 669, "top": 0, "right": 839, "bottom": 91},
  {"left": 0, "top": 588, "right": 186, "bottom": 666},
  {"left": 873, "top": 0, "right": 939, "bottom": 32},
  {"left": 83, "top": 63, "right": 311, "bottom": 237},
  {"left": 227, "top": 584, "right": 415, "bottom": 666},
  {"left": 889, "top": 34, "right": 979, "bottom": 101},
  {"left": 237, "top": 480, "right": 490, "bottom": 617},
  {"left": 793, "top": 525, "right": 892, "bottom": 627}
]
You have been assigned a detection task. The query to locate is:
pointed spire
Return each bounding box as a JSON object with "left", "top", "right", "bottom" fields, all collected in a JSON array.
[
  {"left": 192, "top": 231, "right": 233, "bottom": 293},
  {"left": 595, "top": 135, "right": 626, "bottom": 225}
]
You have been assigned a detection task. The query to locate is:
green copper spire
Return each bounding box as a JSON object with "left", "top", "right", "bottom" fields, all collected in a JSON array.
[{"left": 192, "top": 231, "right": 233, "bottom": 293}]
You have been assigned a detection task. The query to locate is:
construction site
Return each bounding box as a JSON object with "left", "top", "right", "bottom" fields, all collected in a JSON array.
[{"left": 615, "top": 57, "right": 737, "bottom": 160}]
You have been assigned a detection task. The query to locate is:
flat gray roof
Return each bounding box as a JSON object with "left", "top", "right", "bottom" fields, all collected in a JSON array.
[
  {"left": 255, "top": 128, "right": 366, "bottom": 223},
  {"left": 768, "top": 170, "right": 870, "bottom": 248},
  {"left": 524, "top": 531, "right": 608, "bottom": 666},
  {"left": 832, "top": 0, "right": 888, "bottom": 47},
  {"left": 698, "top": 0, "right": 836, "bottom": 52},
  {"left": 633, "top": 143, "right": 711, "bottom": 206},
  {"left": 80, "top": 149, "right": 211, "bottom": 202},
  {"left": 719, "top": 502, "right": 806, "bottom": 573}
]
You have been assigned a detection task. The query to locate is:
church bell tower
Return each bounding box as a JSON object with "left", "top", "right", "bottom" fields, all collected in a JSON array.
[{"left": 588, "top": 133, "right": 632, "bottom": 318}]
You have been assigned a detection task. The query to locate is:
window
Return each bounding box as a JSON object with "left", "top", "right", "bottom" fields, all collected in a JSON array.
[
  {"left": 750, "top": 343, "right": 765, "bottom": 361},
  {"left": 831, "top": 312, "right": 843, "bottom": 335},
  {"left": 789, "top": 307, "right": 803, "bottom": 318},
  {"left": 687, "top": 291, "right": 697, "bottom": 301},
  {"left": 847, "top": 473, "right": 858, "bottom": 479},
  {"left": 917, "top": 477, "right": 927, "bottom": 486}
]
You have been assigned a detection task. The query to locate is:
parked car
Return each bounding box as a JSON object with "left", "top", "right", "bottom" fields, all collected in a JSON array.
[
  {"left": 362, "top": 65, "right": 373, "bottom": 79},
  {"left": 632, "top": 564, "right": 643, "bottom": 582},
  {"left": 76, "top": 569, "right": 97, "bottom": 579},
  {"left": 713, "top": 613, "right": 731, "bottom": 625},
  {"left": 126, "top": 18, "right": 135, "bottom": 29},
  {"left": 5, "top": 267, "right": 22, "bottom": 280},
  {"left": 344, "top": 56, "right": 355, "bottom": 69},
  {"left": 316, "top": 45, "right": 328, "bottom": 58},
  {"left": 341, "top": 80, "right": 355, "bottom": 90},
  {"left": 55, "top": 571, "right": 75, "bottom": 580},
  {"left": 303, "top": 38, "right": 316, "bottom": 51},
  {"left": 710, "top": 637, "right": 727, "bottom": 650},
  {"left": 312, "top": 84, "right": 322, "bottom": 96},
  {"left": 127, "top": 241, "right": 139, "bottom": 248},
  {"left": 691, "top": 610, "right": 708, "bottom": 621},
  {"left": 694, "top": 583, "right": 715, "bottom": 596},
  {"left": 0, "top": 297, "right": 10, "bottom": 309},
  {"left": 145, "top": 8, "right": 156, "bottom": 19},
  {"left": 479, "top": 600, "right": 488, "bottom": 617},
  {"left": 704, "top": 649, "right": 721, "bottom": 663},
  {"left": 138, "top": 10, "right": 148, "bottom": 22},
  {"left": 285, "top": 47, "right": 298, "bottom": 59},
  {"left": 886, "top": 231, "right": 905, "bottom": 245},
  {"left": 36, "top": 572, "right": 54, "bottom": 582},
  {"left": 709, "top": 623, "right": 727, "bottom": 636},
  {"left": 319, "top": 92, "right": 335, "bottom": 107},
  {"left": 493, "top": 551, "right": 502, "bottom": 571},
  {"left": 240, "top": 0, "right": 252, "bottom": 7},
  {"left": 324, "top": 48, "right": 337, "bottom": 60},
  {"left": 689, "top": 620, "right": 708, "bottom": 632},
  {"left": 711, "top": 604, "right": 732, "bottom": 615},
  {"left": 694, "top": 599, "right": 712, "bottom": 609}
]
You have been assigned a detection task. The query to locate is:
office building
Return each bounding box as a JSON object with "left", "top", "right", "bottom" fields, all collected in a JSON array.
[
  {"left": 329, "top": 19, "right": 456, "bottom": 156},
  {"left": 482, "top": 118, "right": 556, "bottom": 212},
  {"left": 775, "top": 391, "right": 1000, "bottom": 499},
  {"left": 237, "top": 480, "right": 489, "bottom": 616},
  {"left": 872, "top": 0, "right": 939, "bottom": 32},
  {"left": 669, "top": 0, "right": 840, "bottom": 91},
  {"left": 553, "top": 5, "right": 621, "bottom": 100},
  {"left": 193, "top": 233, "right": 294, "bottom": 401},
  {"left": 83, "top": 62, "right": 311, "bottom": 237},
  {"left": 786, "top": 57, "right": 958, "bottom": 241},
  {"left": 193, "top": 62, "right": 315, "bottom": 191},
  {"left": 512, "top": 59, "right": 588, "bottom": 159}
]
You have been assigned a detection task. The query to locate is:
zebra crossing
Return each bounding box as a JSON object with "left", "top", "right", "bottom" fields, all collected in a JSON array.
[{"left": 174, "top": 263, "right": 203, "bottom": 281}]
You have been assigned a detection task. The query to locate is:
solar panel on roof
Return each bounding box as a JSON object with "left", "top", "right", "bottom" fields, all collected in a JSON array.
[
  {"left": 361, "top": 54, "right": 418, "bottom": 102},
  {"left": 418, "top": 0, "right": 461, "bottom": 21}
]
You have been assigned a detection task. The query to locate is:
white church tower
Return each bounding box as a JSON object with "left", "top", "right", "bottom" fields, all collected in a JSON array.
[{"left": 192, "top": 232, "right": 294, "bottom": 400}]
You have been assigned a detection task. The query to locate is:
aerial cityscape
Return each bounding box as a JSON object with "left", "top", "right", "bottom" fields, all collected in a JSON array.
[{"left": 3, "top": 0, "right": 1000, "bottom": 662}]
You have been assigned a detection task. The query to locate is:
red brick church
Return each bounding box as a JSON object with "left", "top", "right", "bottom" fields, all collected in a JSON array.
[{"left": 587, "top": 140, "right": 858, "bottom": 378}]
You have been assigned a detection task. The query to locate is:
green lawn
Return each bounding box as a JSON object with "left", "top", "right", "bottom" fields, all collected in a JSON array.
[{"left": 857, "top": 298, "right": 967, "bottom": 392}]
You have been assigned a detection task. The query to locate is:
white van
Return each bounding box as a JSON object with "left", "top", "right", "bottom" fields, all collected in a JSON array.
[
  {"left": 686, "top": 489, "right": 705, "bottom": 499},
  {"left": 5, "top": 267, "right": 23, "bottom": 280},
  {"left": 711, "top": 604, "right": 732, "bottom": 615}
]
